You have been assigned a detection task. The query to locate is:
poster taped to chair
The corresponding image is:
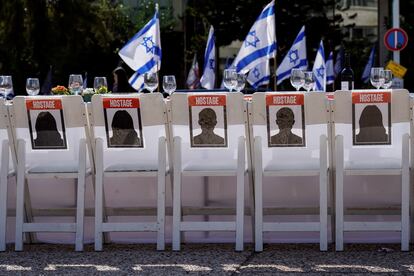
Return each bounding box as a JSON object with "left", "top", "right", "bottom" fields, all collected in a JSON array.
[
  {"left": 26, "top": 99, "right": 67, "bottom": 150},
  {"left": 352, "top": 91, "right": 391, "bottom": 146},
  {"left": 103, "top": 97, "right": 143, "bottom": 148},
  {"left": 188, "top": 94, "right": 228, "bottom": 147},
  {"left": 266, "top": 94, "right": 305, "bottom": 147}
]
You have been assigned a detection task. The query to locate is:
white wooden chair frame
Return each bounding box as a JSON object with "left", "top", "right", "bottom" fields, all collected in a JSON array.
[
  {"left": 0, "top": 139, "right": 13, "bottom": 251},
  {"left": 335, "top": 133, "right": 410, "bottom": 251},
  {"left": 172, "top": 136, "right": 246, "bottom": 251},
  {"left": 94, "top": 136, "right": 167, "bottom": 251},
  {"left": 253, "top": 135, "right": 329, "bottom": 252}
]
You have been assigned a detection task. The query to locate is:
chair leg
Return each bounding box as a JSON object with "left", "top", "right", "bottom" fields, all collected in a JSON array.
[
  {"left": 75, "top": 139, "right": 86, "bottom": 252},
  {"left": 319, "top": 135, "right": 328, "bottom": 251},
  {"left": 172, "top": 137, "right": 182, "bottom": 251},
  {"left": 0, "top": 140, "right": 9, "bottom": 251},
  {"left": 156, "top": 137, "right": 166, "bottom": 251},
  {"left": 401, "top": 133, "right": 410, "bottom": 251},
  {"left": 335, "top": 135, "right": 344, "bottom": 251},
  {"left": 94, "top": 138, "right": 104, "bottom": 251},
  {"left": 254, "top": 137, "right": 263, "bottom": 252},
  {"left": 235, "top": 136, "right": 245, "bottom": 251},
  {"left": 15, "top": 140, "right": 25, "bottom": 251}
]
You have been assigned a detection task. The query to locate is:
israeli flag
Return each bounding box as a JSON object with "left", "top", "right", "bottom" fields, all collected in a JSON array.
[
  {"left": 247, "top": 60, "right": 270, "bottom": 89},
  {"left": 119, "top": 7, "right": 162, "bottom": 91},
  {"left": 312, "top": 40, "right": 326, "bottom": 91},
  {"left": 326, "top": 51, "right": 334, "bottom": 85},
  {"left": 276, "top": 26, "right": 307, "bottom": 85},
  {"left": 233, "top": 0, "right": 276, "bottom": 74},
  {"left": 200, "top": 26, "right": 216, "bottom": 89},
  {"left": 361, "top": 45, "right": 376, "bottom": 83},
  {"left": 334, "top": 47, "right": 343, "bottom": 77}
]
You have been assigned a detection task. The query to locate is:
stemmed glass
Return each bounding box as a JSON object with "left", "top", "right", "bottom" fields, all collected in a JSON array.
[
  {"left": 26, "top": 78, "right": 40, "bottom": 96},
  {"left": 235, "top": 73, "right": 246, "bottom": 93},
  {"left": 0, "top": 76, "right": 13, "bottom": 99},
  {"left": 223, "top": 69, "right": 237, "bottom": 92},
  {"left": 94, "top": 77, "right": 108, "bottom": 92},
  {"left": 290, "top": 69, "right": 305, "bottom": 91},
  {"left": 144, "top": 72, "right": 158, "bottom": 93},
  {"left": 382, "top": 69, "right": 393, "bottom": 89},
  {"left": 370, "top": 67, "right": 385, "bottom": 89},
  {"left": 303, "top": 71, "right": 315, "bottom": 92},
  {"left": 163, "top": 75, "right": 176, "bottom": 95},
  {"left": 68, "top": 74, "right": 83, "bottom": 95}
]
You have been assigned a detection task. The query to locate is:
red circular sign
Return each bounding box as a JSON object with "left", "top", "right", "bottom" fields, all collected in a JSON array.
[{"left": 384, "top": 28, "right": 408, "bottom": 51}]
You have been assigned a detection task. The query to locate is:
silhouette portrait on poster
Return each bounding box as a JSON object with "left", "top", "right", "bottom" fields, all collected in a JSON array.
[
  {"left": 270, "top": 107, "right": 303, "bottom": 145},
  {"left": 353, "top": 105, "right": 391, "bottom": 145},
  {"left": 27, "top": 99, "right": 67, "bottom": 150},
  {"left": 189, "top": 95, "right": 227, "bottom": 147},
  {"left": 193, "top": 108, "right": 225, "bottom": 145},
  {"left": 109, "top": 110, "right": 141, "bottom": 146}
]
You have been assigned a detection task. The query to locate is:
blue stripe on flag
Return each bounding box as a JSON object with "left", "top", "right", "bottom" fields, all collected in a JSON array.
[
  {"left": 256, "top": 4, "right": 275, "bottom": 21},
  {"left": 292, "top": 31, "right": 305, "bottom": 45},
  {"left": 252, "top": 75, "right": 270, "bottom": 88},
  {"left": 123, "top": 13, "right": 158, "bottom": 48},
  {"left": 203, "top": 35, "right": 215, "bottom": 72},
  {"left": 276, "top": 59, "right": 308, "bottom": 81},
  {"left": 236, "top": 42, "right": 276, "bottom": 72},
  {"left": 315, "top": 78, "right": 323, "bottom": 91}
]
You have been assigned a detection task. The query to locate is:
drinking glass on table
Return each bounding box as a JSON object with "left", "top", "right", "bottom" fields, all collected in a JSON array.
[
  {"left": 370, "top": 67, "right": 385, "bottom": 89},
  {"left": 26, "top": 78, "right": 40, "bottom": 96},
  {"left": 144, "top": 72, "right": 158, "bottom": 93},
  {"left": 68, "top": 74, "right": 83, "bottom": 95},
  {"left": 0, "top": 76, "right": 13, "bottom": 99},
  {"left": 381, "top": 69, "right": 393, "bottom": 89},
  {"left": 303, "top": 71, "right": 315, "bottom": 92},
  {"left": 235, "top": 73, "right": 246, "bottom": 93},
  {"left": 94, "top": 77, "right": 108, "bottom": 92},
  {"left": 162, "top": 75, "right": 176, "bottom": 95},
  {"left": 223, "top": 68, "right": 237, "bottom": 92},
  {"left": 290, "top": 69, "right": 305, "bottom": 91}
]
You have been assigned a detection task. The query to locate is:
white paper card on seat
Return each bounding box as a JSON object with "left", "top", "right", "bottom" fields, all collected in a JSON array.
[
  {"left": 188, "top": 94, "right": 227, "bottom": 148},
  {"left": 26, "top": 99, "right": 67, "bottom": 150},
  {"left": 352, "top": 91, "right": 391, "bottom": 146},
  {"left": 266, "top": 94, "right": 305, "bottom": 147},
  {"left": 102, "top": 97, "right": 143, "bottom": 148}
]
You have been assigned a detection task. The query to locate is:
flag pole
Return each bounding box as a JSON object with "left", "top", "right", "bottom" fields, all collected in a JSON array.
[{"left": 273, "top": 4, "right": 277, "bottom": 91}]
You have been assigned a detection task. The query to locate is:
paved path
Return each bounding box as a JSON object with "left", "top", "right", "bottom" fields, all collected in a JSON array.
[{"left": 0, "top": 244, "right": 413, "bottom": 275}]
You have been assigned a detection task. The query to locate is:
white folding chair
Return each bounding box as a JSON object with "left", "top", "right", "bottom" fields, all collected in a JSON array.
[
  {"left": 11, "top": 96, "right": 91, "bottom": 251},
  {"left": 0, "top": 99, "right": 16, "bottom": 251},
  {"left": 334, "top": 89, "right": 410, "bottom": 251},
  {"left": 251, "top": 92, "right": 329, "bottom": 251},
  {"left": 90, "top": 93, "right": 168, "bottom": 251},
  {"left": 171, "top": 92, "right": 247, "bottom": 251}
]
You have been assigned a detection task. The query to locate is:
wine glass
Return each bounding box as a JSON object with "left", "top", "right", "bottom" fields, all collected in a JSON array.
[
  {"left": 162, "top": 75, "right": 176, "bottom": 95},
  {"left": 382, "top": 69, "right": 393, "bottom": 89},
  {"left": 68, "top": 74, "right": 83, "bottom": 95},
  {"left": 235, "top": 73, "right": 246, "bottom": 93},
  {"left": 290, "top": 69, "right": 305, "bottom": 91},
  {"left": 94, "top": 77, "right": 108, "bottom": 92},
  {"left": 370, "top": 67, "right": 385, "bottom": 89},
  {"left": 26, "top": 78, "right": 40, "bottom": 96},
  {"left": 0, "top": 76, "right": 13, "bottom": 99},
  {"left": 223, "top": 69, "right": 237, "bottom": 92},
  {"left": 303, "top": 71, "right": 315, "bottom": 92},
  {"left": 144, "top": 72, "right": 158, "bottom": 93}
]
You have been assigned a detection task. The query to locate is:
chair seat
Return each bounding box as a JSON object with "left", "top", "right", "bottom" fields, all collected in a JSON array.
[
  {"left": 263, "top": 169, "right": 322, "bottom": 177},
  {"left": 105, "top": 163, "right": 169, "bottom": 173},
  {"left": 27, "top": 165, "right": 92, "bottom": 174}
]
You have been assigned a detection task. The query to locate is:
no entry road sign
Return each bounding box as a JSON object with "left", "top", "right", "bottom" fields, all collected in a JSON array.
[{"left": 384, "top": 28, "right": 408, "bottom": 51}]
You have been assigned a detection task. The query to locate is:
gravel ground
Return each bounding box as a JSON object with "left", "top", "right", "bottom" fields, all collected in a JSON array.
[{"left": 0, "top": 243, "right": 413, "bottom": 275}]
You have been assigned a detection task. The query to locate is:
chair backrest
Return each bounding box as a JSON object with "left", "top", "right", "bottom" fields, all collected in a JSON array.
[
  {"left": 0, "top": 99, "right": 14, "bottom": 173},
  {"left": 11, "top": 96, "right": 89, "bottom": 172},
  {"left": 171, "top": 92, "right": 246, "bottom": 171},
  {"left": 334, "top": 89, "right": 410, "bottom": 170},
  {"left": 251, "top": 92, "right": 328, "bottom": 171},
  {"left": 90, "top": 93, "right": 167, "bottom": 171}
]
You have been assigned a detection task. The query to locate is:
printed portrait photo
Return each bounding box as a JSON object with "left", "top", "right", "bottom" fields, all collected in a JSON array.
[
  {"left": 267, "top": 105, "right": 305, "bottom": 147},
  {"left": 104, "top": 108, "right": 143, "bottom": 148},
  {"left": 28, "top": 109, "right": 67, "bottom": 150},
  {"left": 353, "top": 103, "right": 391, "bottom": 145},
  {"left": 189, "top": 105, "right": 227, "bottom": 147}
]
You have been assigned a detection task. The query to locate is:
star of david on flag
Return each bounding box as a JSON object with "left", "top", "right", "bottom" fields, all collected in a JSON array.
[
  {"left": 233, "top": 0, "right": 276, "bottom": 74},
  {"left": 312, "top": 40, "right": 326, "bottom": 92},
  {"left": 326, "top": 51, "right": 334, "bottom": 85},
  {"left": 119, "top": 6, "right": 162, "bottom": 91},
  {"left": 247, "top": 59, "right": 270, "bottom": 89},
  {"left": 276, "top": 25, "right": 307, "bottom": 85},
  {"left": 200, "top": 26, "right": 216, "bottom": 89}
]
